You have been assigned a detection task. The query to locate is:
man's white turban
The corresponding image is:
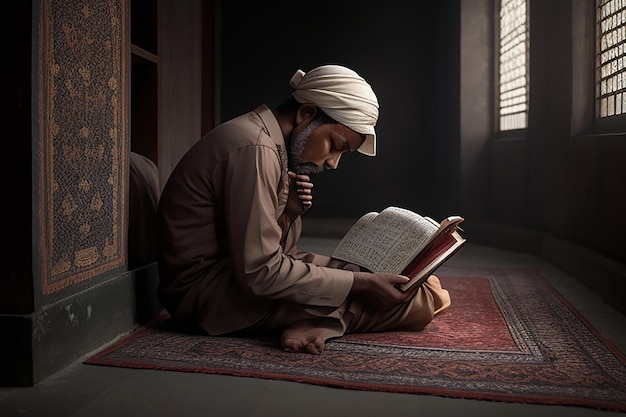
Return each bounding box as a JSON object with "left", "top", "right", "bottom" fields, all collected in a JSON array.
[{"left": 290, "top": 65, "right": 379, "bottom": 156}]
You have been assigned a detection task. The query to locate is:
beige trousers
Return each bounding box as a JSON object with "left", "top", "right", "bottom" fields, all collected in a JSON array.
[{"left": 249, "top": 254, "right": 451, "bottom": 340}]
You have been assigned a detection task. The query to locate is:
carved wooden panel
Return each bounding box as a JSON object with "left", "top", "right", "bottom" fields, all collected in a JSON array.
[{"left": 38, "top": 0, "right": 128, "bottom": 294}]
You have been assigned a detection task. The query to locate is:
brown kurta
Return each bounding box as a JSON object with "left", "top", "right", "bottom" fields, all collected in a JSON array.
[{"left": 156, "top": 105, "right": 450, "bottom": 337}]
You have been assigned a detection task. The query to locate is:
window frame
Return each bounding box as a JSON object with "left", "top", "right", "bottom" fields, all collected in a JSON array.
[
  {"left": 495, "top": 0, "right": 530, "bottom": 136},
  {"left": 593, "top": 0, "right": 626, "bottom": 134}
]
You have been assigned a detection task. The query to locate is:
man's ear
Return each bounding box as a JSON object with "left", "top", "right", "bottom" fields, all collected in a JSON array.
[{"left": 295, "top": 104, "right": 318, "bottom": 125}]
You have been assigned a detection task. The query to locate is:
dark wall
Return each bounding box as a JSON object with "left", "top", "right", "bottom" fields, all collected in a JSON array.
[
  {"left": 2, "top": 0, "right": 33, "bottom": 315},
  {"left": 218, "top": 1, "right": 462, "bottom": 220},
  {"left": 490, "top": 0, "right": 626, "bottom": 266},
  {"left": 217, "top": 1, "right": 626, "bottom": 312},
  {"left": 1, "top": 0, "right": 34, "bottom": 386}
]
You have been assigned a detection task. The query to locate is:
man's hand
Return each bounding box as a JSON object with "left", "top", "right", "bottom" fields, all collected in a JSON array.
[
  {"left": 277, "top": 172, "right": 314, "bottom": 246},
  {"left": 350, "top": 271, "right": 418, "bottom": 310},
  {"left": 285, "top": 171, "right": 314, "bottom": 216}
]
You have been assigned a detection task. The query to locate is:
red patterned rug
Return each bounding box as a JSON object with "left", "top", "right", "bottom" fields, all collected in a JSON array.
[{"left": 85, "top": 267, "right": 626, "bottom": 412}]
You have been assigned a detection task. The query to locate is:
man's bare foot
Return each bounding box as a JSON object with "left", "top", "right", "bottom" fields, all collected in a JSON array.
[{"left": 280, "top": 319, "right": 328, "bottom": 354}]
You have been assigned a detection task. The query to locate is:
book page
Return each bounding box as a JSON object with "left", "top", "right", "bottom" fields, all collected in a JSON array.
[{"left": 332, "top": 207, "right": 439, "bottom": 274}]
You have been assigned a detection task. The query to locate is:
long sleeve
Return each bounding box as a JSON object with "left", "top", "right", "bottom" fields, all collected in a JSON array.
[
  {"left": 157, "top": 106, "right": 354, "bottom": 335},
  {"left": 222, "top": 143, "right": 353, "bottom": 306}
]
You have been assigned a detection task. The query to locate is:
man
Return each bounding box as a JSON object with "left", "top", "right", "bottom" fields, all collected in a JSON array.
[{"left": 156, "top": 64, "right": 451, "bottom": 354}]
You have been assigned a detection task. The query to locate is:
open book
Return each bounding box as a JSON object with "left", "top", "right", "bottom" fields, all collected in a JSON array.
[{"left": 331, "top": 206, "right": 466, "bottom": 292}]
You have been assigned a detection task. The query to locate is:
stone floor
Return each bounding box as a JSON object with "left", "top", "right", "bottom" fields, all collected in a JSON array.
[{"left": 1, "top": 228, "right": 625, "bottom": 417}]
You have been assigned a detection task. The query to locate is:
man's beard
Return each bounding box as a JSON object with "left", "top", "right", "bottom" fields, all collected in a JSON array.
[{"left": 287, "top": 115, "right": 328, "bottom": 175}]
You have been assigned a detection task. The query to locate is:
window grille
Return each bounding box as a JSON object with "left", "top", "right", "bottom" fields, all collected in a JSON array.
[
  {"left": 596, "top": 0, "right": 626, "bottom": 118},
  {"left": 499, "top": 0, "right": 529, "bottom": 131}
]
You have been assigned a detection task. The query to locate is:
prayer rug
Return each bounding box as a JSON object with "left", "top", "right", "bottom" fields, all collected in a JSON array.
[{"left": 85, "top": 266, "right": 626, "bottom": 412}]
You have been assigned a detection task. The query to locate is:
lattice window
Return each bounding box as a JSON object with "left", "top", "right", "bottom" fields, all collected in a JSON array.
[
  {"left": 596, "top": 0, "right": 626, "bottom": 118},
  {"left": 499, "top": 0, "right": 529, "bottom": 131}
]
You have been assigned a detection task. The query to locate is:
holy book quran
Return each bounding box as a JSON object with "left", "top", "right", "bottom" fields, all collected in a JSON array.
[{"left": 331, "top": 206, "right": 466, "bottom": 292}]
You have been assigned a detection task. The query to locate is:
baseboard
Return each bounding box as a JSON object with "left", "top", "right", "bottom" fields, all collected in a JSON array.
[
  {"left": 0, "top": 263, "right": 162, "bottom": 387},
  {"left": 469, "top": 222, "right": 626, "bottom": 316},
  {"left": 541, "top": 235, "right": 626, "bottom": 315}
]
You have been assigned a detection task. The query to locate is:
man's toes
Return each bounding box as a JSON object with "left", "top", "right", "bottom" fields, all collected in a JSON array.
[
  {"left": 306, "top": 342, "right": 322, "bottom": 355},
  {"left": 306, "top": 335, "right": 325, "bottom": 355},
  {"left": 282, "top": 338, "right": 303, "bottom": 353}
]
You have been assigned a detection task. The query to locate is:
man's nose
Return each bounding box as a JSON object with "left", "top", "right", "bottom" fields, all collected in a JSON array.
[{"left": 325, "top": 152, "right": 342, "bottom": 170}]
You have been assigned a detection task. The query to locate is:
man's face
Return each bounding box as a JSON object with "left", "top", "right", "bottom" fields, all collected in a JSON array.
[{"left": 288, "top": 114, "right": 365, "bottom": 175}]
